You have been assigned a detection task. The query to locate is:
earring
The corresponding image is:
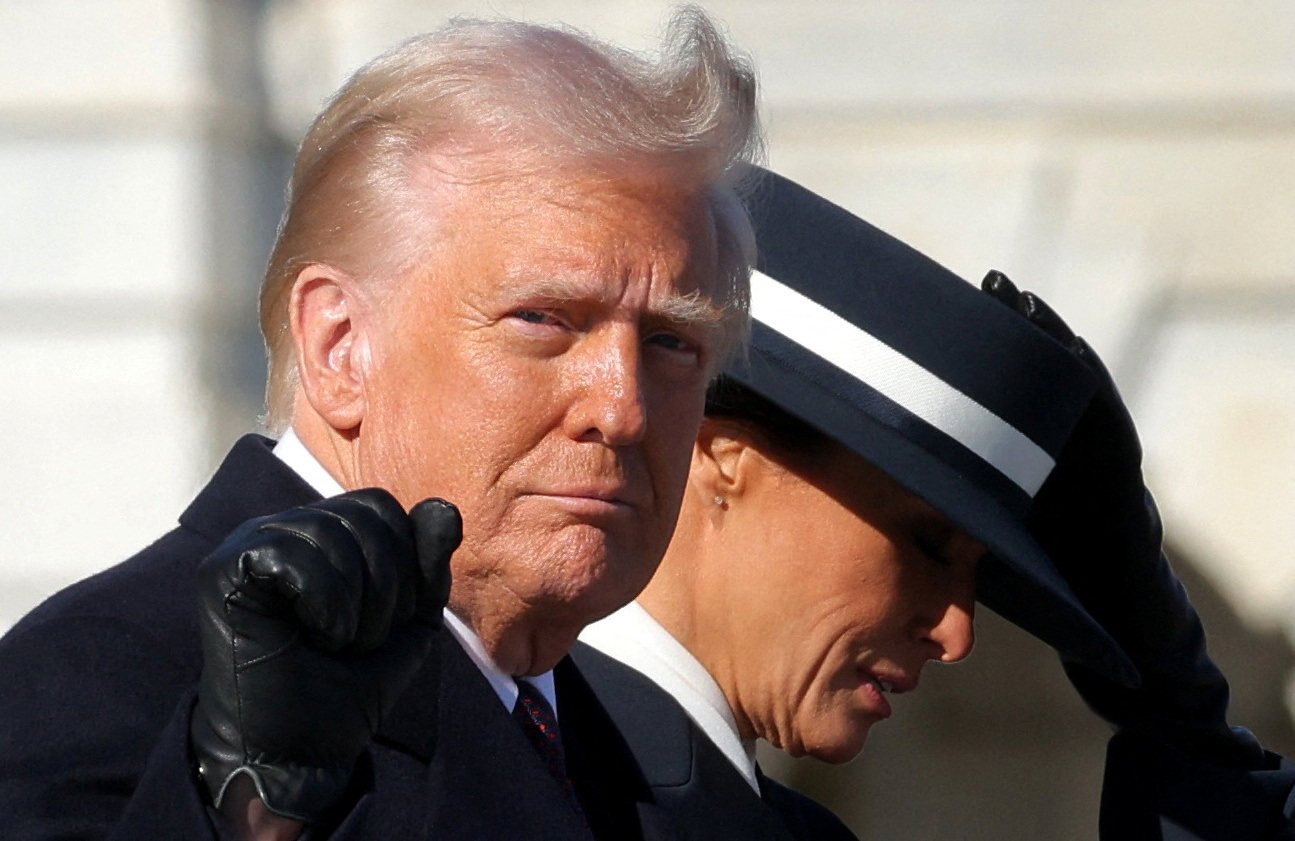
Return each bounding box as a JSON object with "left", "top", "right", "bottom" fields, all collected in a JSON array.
[{"left": 713, "top": 495, "right": 726, "bottom": 507}]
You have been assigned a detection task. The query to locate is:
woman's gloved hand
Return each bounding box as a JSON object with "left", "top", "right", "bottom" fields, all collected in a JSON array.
[{"left": 981, "top": 270, "right": 1267, "bottom": 770}]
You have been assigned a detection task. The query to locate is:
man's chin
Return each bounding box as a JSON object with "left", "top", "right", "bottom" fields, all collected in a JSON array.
[
  {"left": 512, "top": 577, "right": 650, "bottom": 673},
  {"left": 498, "top": 620, "right": 584, "bottom": 676},
  {"left": 536, "top": 529, "right": 660, "bottom": 605}
]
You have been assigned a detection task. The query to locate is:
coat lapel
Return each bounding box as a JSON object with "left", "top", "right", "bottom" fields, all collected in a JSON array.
[
  {"left": 571, "top": 643, "right": 799, "bottom": 841},
  {"left": 558, "top": 656, "right": 680, "bottom": 841}
]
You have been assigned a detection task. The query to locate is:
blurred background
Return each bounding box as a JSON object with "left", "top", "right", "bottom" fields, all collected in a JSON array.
[{"left": 3, "top": 0, "right": 1294, "bottom": 836}]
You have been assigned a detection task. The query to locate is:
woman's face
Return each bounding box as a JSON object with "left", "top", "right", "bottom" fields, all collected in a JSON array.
[{"left": 700, "top": 436, "right": 984, "bottom": 763}]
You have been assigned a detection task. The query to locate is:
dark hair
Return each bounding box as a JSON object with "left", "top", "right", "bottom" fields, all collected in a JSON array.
[{"left": 704, "top": 376, "right": 833, "bottom": 460}]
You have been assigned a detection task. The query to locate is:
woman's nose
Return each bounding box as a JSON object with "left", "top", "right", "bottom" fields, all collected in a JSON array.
[{"left": 928, "top": 599, "right": 976, "bottom": 663}]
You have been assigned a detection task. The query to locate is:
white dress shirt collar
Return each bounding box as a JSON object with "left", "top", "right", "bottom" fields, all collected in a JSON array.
[
  {"left": 579, "top": 600, "right": 759, "bottom": 792},
  {"left": 273, "top": 427, "right": 345, "bottom": 497},
  {"left": 270, "top": 427, "right": 557, "bottom": 717},
  {"left": 442, "top": 609, "right": 558, "bottom": 716}
]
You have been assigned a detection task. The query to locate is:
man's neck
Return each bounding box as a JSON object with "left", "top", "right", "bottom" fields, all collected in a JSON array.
[
  {"left": 289, "top": 411, "right": 364, "bottom": 490},
  {"left": 451, "top": 580, "right": 582, "bottom": 677},
  {"left": 442, "top": 609, "right": 558, "bottom": 715}
]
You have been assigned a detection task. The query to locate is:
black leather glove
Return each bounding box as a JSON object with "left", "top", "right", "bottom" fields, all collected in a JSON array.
[
  {"left": 190, "top": 488, "right": 461, "bottom": 822},
  {"left": 981, "top": 270, "right": 1267, "bottom": 769}
]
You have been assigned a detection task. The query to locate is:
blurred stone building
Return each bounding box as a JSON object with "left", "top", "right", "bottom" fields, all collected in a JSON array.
[{"left": 3, "top": 1, "right": 1294, "bottom": 837}]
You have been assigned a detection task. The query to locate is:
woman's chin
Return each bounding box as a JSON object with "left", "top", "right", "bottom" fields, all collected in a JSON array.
[{"left": 801, "top": 725, "right": 872, "bottom": 765}]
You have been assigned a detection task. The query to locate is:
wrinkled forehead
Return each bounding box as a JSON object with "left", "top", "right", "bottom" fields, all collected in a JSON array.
[{"left": 422, "top": 156, "right": 724, "bottom": 296}]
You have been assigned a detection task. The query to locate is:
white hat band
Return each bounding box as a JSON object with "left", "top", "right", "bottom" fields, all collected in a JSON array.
[{"left": 750, "top": 269, "right": 1055, "bottom": 497}]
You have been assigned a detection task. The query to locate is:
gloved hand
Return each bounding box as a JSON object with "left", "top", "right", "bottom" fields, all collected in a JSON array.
[
  {"left": 190, "top": 488, "right": 461, "bottom": 822},
  {"left": 981, "top": 270, "right": 1267, "bottom": 769}
]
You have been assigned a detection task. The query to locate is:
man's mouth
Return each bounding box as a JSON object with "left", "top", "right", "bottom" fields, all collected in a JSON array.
[{"left": 523, "top": 487, "right": 638, "bottom": 518}]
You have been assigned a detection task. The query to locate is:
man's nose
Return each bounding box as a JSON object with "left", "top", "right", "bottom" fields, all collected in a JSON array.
[{"left": 567, "top": 329, "right": 648, "bottom": 446}]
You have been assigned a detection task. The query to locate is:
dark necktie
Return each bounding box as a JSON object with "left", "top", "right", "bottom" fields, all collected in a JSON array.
[{"left": 513, "top": 680, "right": 585, "bottom": 816}]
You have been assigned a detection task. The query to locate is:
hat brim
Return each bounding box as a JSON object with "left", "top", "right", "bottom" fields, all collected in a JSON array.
[{"left": 731, "top": 342, "right": 1141, "bottom": 688}]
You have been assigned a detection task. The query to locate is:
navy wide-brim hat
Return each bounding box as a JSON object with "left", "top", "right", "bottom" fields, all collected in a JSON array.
[{"left": 734, "top": 168, "right": 1139, "bottom": 687}]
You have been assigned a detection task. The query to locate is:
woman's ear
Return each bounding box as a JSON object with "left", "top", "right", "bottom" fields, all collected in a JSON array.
[
  {"left": 289, "top": 264, "right": 372, "bottom": 433},
  {"left": 694, "top": 418, "right": 761, "bottom": 504}
]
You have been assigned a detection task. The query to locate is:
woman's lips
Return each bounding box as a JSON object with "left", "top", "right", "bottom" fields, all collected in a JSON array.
[
  {"left": 856, "top": 667, "right": 917, "bottom": 719},
  {"left": 858, "top": 674, "right": 894, "bottom": 719}
]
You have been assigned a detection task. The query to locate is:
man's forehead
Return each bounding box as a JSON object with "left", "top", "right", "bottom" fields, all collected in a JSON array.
[
  {"left": 404, "top": 155, "right": 727, "bottom": 320},
  {"left": 486, "top": 193, "right": 720, "bottom": 300}
]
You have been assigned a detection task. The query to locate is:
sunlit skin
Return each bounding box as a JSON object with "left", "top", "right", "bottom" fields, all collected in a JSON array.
[
  {"left": 639, "top": 420, "right": 985, "bottom": 763},
  {"left": 289, "top": 156, "right": 727, "bottom": 676}
]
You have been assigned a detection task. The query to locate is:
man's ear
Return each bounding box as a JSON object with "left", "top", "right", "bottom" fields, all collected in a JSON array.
[{"left": 289, "top": 264, "right": 371, "bottom": 433}]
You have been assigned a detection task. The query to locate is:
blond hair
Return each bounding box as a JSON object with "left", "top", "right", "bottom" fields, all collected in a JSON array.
[{"left": 258, "top": 6, "right": 763, "bottom": 432}]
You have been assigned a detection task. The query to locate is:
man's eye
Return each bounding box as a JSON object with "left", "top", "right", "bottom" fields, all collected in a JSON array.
[
  {"left": 648, "top": 333, "right": 687, "bottom": 350},
  {"left": 512, "top": 309, "right": 560, "bottom": 326},
  {"left": 646, "top": 332, "right": 701, "bottom": 358}
]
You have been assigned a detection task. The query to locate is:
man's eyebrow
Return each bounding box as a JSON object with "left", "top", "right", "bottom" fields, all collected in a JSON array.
[
  {"left": 649, "top": 290, "right": 726, "bottom": 330},
  {"left": 512, "top": 276, "right": 727, "bottom": 329}
]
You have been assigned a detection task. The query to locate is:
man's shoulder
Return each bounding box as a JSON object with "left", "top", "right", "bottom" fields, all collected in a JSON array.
[
  {"left": 0, "top": 523, "right": 207, "bottom": 664},
  {"left": 0, "top": 516, "right": 219, "bottom": 841},
  {"left": 1, "top": 433, "right": 311, "bottom": 656}
]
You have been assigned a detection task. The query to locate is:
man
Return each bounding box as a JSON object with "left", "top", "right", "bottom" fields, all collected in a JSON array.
[
  {"left": 578, "top": 168, "right": 1295, "bottom": 840},
  {"left": 0, "top": 9, "right": 761, "bottom": 840}
]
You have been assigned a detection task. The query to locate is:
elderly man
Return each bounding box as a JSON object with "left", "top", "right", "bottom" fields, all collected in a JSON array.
[{"left": 0, "top": 10, "right": 760, "bottom": 841}]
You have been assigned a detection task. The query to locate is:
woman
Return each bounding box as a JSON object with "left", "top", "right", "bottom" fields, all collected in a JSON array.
[{"left": 576, "top": 169, "right": 1268, "bottom": 839}]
